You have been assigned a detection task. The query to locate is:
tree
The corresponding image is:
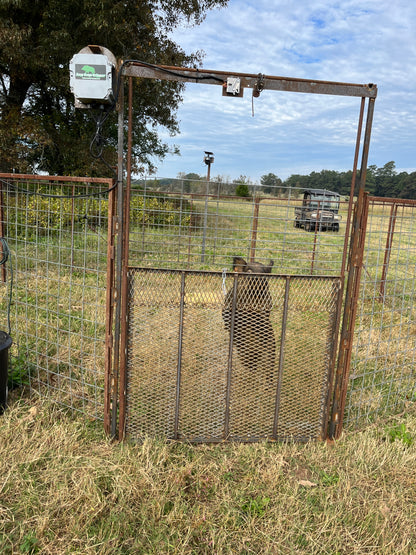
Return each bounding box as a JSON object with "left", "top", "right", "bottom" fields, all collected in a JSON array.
[
  {"left": 260, "top": 172, "right": 282, "bottom": 195},
  {"left": 177, "top": 172, "right": 202, "bottom": 193},
  {"left": 233, "top": 175, "right": 251, "bottom": 197},
  {"left": 0, "top": 0, "right": 228, "bottom": 175},
  {"left": 397, "top": 172, "right": 416, "bottom": 199},
  {"left": 373, "top": 161, "right": 397, "bottom": 197}
]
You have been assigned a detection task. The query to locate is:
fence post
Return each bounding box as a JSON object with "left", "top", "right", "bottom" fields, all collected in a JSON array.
[
  {"left": 249, "top": 196, "right": 260, "bottom": 263},
  {"left": 104, "top": 184, "right": 116, "bottom": 435},
  {"left": 379, "top": 203, "right": 398, "bottom": 302},
  {"left": 109, "top": 73, "right": 125, "bottom": 437},
  {"left": 0, "top": 180, "right": 6, "bottom": 283},
  {"left": 118, "top": 77, "right": 133, "bottom": 440}
]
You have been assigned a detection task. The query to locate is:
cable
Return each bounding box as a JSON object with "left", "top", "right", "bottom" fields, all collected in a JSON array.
[
  {"left": 111, "top": 59, "right": 224, "bottom": 109},
  {"left": 0, "top": 238, "right": 12, "bottom": 337}
]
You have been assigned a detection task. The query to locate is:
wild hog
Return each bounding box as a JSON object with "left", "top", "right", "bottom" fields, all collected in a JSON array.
[{"left": 222, "top": 257, "right": 276, "bottom": 382}]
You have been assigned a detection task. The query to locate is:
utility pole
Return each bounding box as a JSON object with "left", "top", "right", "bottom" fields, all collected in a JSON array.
[{"left": 201, "top": 151, "right": 214, "bottom": 263}]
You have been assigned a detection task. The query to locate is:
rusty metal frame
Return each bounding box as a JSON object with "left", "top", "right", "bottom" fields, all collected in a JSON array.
[
  {"left": 329, "top": 99, "right": 376, "bottom": 439},
  {"left": 110, "top": 60, "right": 377, "bottom": 440},
  {"left": 123, "top": 63, "right": 377, "bottom": 98}
]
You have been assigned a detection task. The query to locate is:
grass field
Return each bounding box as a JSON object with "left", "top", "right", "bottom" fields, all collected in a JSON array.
[
  {"left": 0, "top": 399, "right": 415, "bottom": 554},
  {"left": 1, "top": 187, "right": 416, "bottom": 435}
]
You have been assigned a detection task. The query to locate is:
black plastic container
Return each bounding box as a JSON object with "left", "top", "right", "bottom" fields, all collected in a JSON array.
[{"left": 0, "top": 331, "right": 12, "bottom": 414}]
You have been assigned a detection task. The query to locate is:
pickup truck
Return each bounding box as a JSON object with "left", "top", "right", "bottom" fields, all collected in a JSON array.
[{"left": 294, "top": 189, "right": 341, "bottom": 232}]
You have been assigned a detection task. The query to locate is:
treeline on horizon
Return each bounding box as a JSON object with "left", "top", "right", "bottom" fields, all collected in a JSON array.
[
  {"left": 274, "top": 161, "right": 416, "bottom": 198},
  {"left": 137, "top": 161, "right": 416, "bottom": 199}
]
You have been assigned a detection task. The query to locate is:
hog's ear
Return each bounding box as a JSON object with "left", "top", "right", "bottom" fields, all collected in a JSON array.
[
  {"left": 233, "top": 257, "right": 247, "bottom": 273},
  {"left": 265, "top": 260, "right": 274, "bottom": 273}
]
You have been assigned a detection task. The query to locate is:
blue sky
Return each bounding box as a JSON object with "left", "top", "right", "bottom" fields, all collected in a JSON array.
[{"left": 152, "top": 0, "right": 416, "bottom": 182}]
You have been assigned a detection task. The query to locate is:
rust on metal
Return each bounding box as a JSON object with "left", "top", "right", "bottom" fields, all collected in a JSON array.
[
  {"left": 118, "top": 77, "right": 133, "bottom": 439},
  {"left": 329, "top": 97, "right": 375, "bottom": 440},
  {"left": 110, "top": 79, "right": 125, "bottom": 437},
  {"left": 104, "top": 183, "right": 116, "bottom": 435},
  {"left": 0, "top": 172, "right": 114, "bottom": 186},
  {"left": 379, "top": 203, "right": 398, "bottom": 301},
  {"left": 124, "top": 63, "right": 377, "bottom": 98},
  {"left": 340, "top": 96, "right": 366, "bottom": 279},
  {"left": 109, "top": 58, "right": 378, "bottom": 442},
  {"left": 0, "top": 180, "right": 6, "bottom": 283}
]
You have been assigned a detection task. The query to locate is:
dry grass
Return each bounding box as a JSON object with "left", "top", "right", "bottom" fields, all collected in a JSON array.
[{"left": 0, "top": 399, "right": 415, "bottom": 554}]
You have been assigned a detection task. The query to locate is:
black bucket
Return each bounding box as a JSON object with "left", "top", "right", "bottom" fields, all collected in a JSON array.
[{"left": 0, "top": 331, "right": 12, "bottom": 414}]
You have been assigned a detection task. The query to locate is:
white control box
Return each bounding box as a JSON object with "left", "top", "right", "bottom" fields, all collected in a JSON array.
[{"left": 69, "top": 52, "right": 115, "bottom": 106}]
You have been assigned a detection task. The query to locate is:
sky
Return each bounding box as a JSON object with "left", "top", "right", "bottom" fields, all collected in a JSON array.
[{"left": 151, "top": 0, "right": 416, "bottom": 183}]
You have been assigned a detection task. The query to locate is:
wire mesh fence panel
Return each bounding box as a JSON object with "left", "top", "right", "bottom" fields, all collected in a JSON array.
[
  {"left": 346, "top": 198, "right": 416, "bottom": 426},
  {"left": 124, "top": 268, "right": 341, "bottom": 442},
  {"left": 127, "top": 180, "right": 350, "bottom": 276},
  {"left": 0, "top": 174, "right": 113, "bottom": 421}
]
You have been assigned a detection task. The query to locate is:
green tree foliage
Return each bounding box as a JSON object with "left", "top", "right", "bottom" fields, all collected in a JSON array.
[
  {"left": 262, "top": 163, "right": 416, "bottom": 199},
  {"left": 178, "top": 172, "right": 203, "bottom": 193},
  {"left": 233, "top": 175, "right": 251, "bottom": 197},
  {"left": 0, "top": 0, "right": 228, "bottom": 175},
  {"left": 260, "top": 172, "right": 282, "bottom": 195},
  {"left": 235, "top": 183, "right": 250, "bottom": 197}
]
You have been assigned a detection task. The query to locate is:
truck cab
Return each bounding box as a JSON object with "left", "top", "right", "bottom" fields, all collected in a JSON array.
[{"left": 294, "top": 189, "right": 341, "bottom": 232}]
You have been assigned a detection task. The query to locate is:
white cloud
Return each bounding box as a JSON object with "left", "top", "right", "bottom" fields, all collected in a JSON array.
[{"left": 151, "top": 0, "right": 416, "bottom": 181}]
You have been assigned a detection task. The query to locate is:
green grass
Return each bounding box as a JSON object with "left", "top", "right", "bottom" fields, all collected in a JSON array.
[
  {"left": 0, "top": 399, "right": 415, "bottom": 554},
  {"left": 2, "top": 191, "right": 416, "bottom": 434}
]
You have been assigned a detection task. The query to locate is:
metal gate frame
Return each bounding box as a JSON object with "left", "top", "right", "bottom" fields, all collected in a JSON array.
[
  {"left": 104, "top": 60, "right": 377, "bottom": 440},
  {"left": 120, "top": 268, "right": 342, "bottom": 442}
]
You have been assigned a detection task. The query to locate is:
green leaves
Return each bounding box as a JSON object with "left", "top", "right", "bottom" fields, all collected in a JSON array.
[
  {"left": 385, "top": 422, "right": 414, "bottom": 447},
  {"left": 0, "top": 0, "right": 229, "bottom": 175}
]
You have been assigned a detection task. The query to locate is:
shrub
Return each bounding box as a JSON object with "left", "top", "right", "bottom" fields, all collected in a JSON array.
[{"left": 235, "top": 183, "right": 250, "bottom": 197}]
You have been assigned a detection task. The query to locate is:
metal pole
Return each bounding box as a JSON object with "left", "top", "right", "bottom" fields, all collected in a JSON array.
[
  {"left": 224, "top": 272, "right": 238, "bottom": 439},
  {"left": 0, "top": 180, "right": 6, "bottom": 283},
  {"left": 272, "top": 276, "right": 290, "bottom": 439},
  {"left": 104, "top": 182, "right": 116, "bottom": 435},
  {"left": 174, "top": 271, "right": 186, "bottom": 439},
  {"left": 329, "top": 97, "right": 375, "bottom": 439},
  {"left": 118, "top": 76, "right": 133, "bottom": 439},
  {"left": 249, "top": 196, "right": 260, "bottom": 263},
  {"left": 201, "top": 159, "right": 211, "bottom": 263},
  {"left": 379, "top": 203, "right": 398, "bottom": 302},
  {"left": 110, "top": 73, "right": 125, "bottom": 437}
]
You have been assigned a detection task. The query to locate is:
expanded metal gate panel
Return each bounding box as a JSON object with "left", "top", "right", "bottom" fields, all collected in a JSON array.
[{"left": 124, "top": 269, "right": 340, "bottom": 442}]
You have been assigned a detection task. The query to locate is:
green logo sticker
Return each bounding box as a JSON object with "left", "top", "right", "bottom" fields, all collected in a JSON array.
[
  {"left": 75, "top": 64, "right": 106, "bottom": 80},
  {"left": 82, "top": 65, "right": 96, "bottom": 75}
]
